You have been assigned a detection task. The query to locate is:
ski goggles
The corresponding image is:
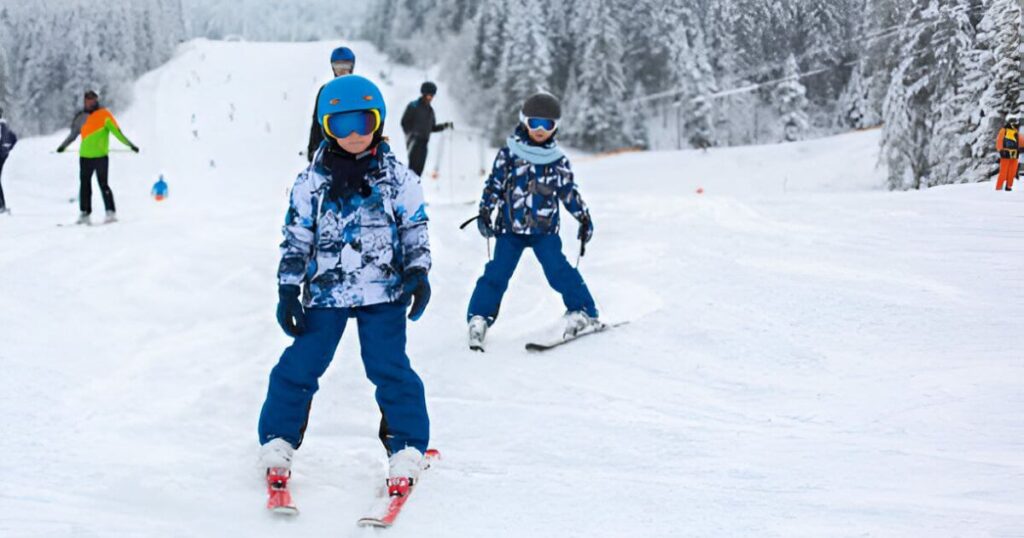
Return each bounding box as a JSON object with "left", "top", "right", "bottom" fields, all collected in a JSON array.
[
  {"left": 520, "top": 112, "right": 558, "bottom": 132},
  {"left": 322, "top": 109, "right": 381, "bottom": 139},
  {"left": 331, "top": 60, "right": 354, "bottom": 75}
]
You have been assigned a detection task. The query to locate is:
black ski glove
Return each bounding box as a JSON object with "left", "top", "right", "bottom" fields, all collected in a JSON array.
[
  {"left": 130, "top": 144, "right": 140, "bottom": 153},
  {"left": 577, "top": 214, "right": 594, "bottom": 244},
  {"left": 477, "top": 207, "right": 495, "bottom": 238},
  {"left": 401, "top": 268, "right": 431, "bottom": 321},
  {"left": 56, "top": 146, "right": 65, "bottom": 153},
  {"left": 276, "top": 284, "right": 306, "bottom": 337},
  {"left": 445, "top": 122, "right": 454, "bottom": 130}
]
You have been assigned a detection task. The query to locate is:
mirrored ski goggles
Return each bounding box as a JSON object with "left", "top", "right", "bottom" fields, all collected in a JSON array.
[
  {"left": 521, "top": 113, "right": 558, "bottom": 132},
  {"left": 322, "top": 109, "right": 381, "bottom": 139},
  {"left": 331, "top": 60, "right": 354, "bottom": 74}
]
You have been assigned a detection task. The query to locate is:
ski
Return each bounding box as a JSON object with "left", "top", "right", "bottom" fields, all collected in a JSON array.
[
  {"left": 357, "top": 449, "right": 440, "bottom": 528},
  {"left": 266, "top": 467, "right": 298, "bottom": 516},
  {"left": 525, "top": 321, "right": 629, "bottom": 352}
]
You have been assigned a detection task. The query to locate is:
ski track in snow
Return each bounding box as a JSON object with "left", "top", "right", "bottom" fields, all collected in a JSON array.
[{"left": 1, "top": 40, "right": 1022, "bottom": 537}]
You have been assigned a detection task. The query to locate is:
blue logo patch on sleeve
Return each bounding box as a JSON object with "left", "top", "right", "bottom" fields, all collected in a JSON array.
[{"left": 409, "top": 204, "right": 428, "bottom": 223}]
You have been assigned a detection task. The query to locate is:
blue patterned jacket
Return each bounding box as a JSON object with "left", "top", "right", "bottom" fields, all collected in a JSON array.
[
  {"left": 278, "top": 144, "right": 431, "bottom": 308},
  {"left": 480, "top": 127, "right": 589, "bottom": 235}
]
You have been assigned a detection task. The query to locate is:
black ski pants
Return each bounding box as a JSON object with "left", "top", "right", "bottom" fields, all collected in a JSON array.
[
  {"left": 80, "top": 156, "right": 115, "bottom": 215},
  {"left": 407, "top": 138, "right": 429, "bottom": 177}
]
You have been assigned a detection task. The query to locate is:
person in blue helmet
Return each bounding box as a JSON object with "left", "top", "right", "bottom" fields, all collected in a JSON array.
[
  {"left": 466, "top": 92, "right": 599, "bottom": 351},
  {"left": 259, "top": 75, "right": 434, "bottom": 502},
  {"left": 306, "top": 46, "right": 356, "bottom": 162}
]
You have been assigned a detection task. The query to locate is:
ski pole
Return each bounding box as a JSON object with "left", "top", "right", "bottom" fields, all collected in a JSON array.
[
  {"left": 51, "top": 148, "right": 136, "bottom": 154},
  {"left": 575, "top": 238, "right": 586, "bottom": 269},
  {"left": 458, "top": 214, "right": 492, "bottom": 261}
]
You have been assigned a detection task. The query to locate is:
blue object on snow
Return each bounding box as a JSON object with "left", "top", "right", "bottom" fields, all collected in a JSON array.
[{"left": 151, "top": 175, "right": 168, "bottom": 200}]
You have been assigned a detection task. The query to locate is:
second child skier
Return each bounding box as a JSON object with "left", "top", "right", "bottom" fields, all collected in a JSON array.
[{"left": 466, "top": 92, "right": 600, "bottom": 351}]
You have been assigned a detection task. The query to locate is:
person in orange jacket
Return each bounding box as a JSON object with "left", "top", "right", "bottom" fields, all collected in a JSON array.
[{"left": 995, "top": 114, "right": 1019, "bottom": 191}]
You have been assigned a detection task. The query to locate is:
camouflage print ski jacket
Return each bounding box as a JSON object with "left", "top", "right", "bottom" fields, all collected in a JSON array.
[
  {"left": 278, "top": 143, "right": 431, "bottom": 308},
  {"left": 479, "top": 126, "right": 589, "bottom": 235}
]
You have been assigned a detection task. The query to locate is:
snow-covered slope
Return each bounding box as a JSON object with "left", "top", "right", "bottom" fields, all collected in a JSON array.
[{"left": 1, "top": 40, "right": 1021, "bottom": 538}]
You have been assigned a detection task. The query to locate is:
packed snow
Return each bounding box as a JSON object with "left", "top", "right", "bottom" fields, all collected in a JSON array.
[{"left": 1, "top": 40, "right": 1021, "bottom": 537}]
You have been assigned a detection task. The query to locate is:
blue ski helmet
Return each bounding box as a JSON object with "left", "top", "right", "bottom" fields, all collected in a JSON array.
[
  {"left": 330, "top": 46, "right": 355, "bottom": 65},
  {"left": 317, "top": 75, "right": 387, "bottom": 133}
]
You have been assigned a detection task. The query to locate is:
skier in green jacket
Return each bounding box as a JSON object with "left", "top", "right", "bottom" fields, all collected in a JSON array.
[{"left": 56, "top": 90, "right": 139, "bottom": 224}]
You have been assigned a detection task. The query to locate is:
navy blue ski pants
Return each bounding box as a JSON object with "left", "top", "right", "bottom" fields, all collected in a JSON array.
[
  {"left": 258, "top": 302, "right": 429, "bottom": 454},
  {"left": 467, "top": 233, "right": 597, "bottom": 324}
]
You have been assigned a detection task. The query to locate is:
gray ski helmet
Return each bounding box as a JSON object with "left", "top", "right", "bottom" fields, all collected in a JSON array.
[
  {"left": 421, "top": 81, "right": 437, "bottom": 96},
  {"left": 522, "top": 92, "right": 561, "bottom": 120},
  {"left": 84, "top": 89, "right": 100, "bottom": 100}
]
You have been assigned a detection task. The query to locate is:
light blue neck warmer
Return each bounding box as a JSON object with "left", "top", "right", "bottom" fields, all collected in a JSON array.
[{"left": 506, "top": 134, "right": 565, "bottom": 165}]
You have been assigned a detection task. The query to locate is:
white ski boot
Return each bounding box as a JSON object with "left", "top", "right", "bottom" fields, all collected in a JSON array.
[
  {"left": 388, "top": 447, "right": 424, "bottom": 485},
  {"left": 259, "top": 437, "right": 295, "bottom": 470},
  {"left": 563, "top": 310, "right": 602, "bottom": 339},
  {"left": 103, "top": 210, "right": 118, "bottom": 224},
  {"left": 76, "top": 212, "right": 91, "bottom": 225},
  {"left": 468, "top": 315, "right": 488, "bottom": 352}
]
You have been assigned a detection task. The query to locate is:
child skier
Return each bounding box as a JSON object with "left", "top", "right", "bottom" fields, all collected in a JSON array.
[
  {"left": 257, "top": 75, "right": 433, "bottom": 513},
  {"left": 467, "top": 92, "right": 599, "bottom": 351}
]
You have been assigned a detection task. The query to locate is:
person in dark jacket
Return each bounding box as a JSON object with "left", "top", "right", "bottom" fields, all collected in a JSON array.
[
  {"left": 400, "top": 82, "right": 453, "bottom": 176},
  {"left": 0, "top": 106, "right": 18, "bottom": 214},
  {"left": 306, "top": 46, "right": 356, "bottom": 162}
]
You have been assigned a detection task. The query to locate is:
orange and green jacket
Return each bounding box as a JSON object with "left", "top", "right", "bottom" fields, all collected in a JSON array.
[{"left": 57, "top": 107, "right": 135, "bottom": 158}]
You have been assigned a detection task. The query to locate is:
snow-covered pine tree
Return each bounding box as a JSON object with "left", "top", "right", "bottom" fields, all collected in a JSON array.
[
  {"left": 548, "top": 0, "right": 580, "bottom": 100},
  {"left": 562, "top": 0, "right": 628, "bottom": 151},
  {"left": 837, "top": 61, "right": 873, "bottom": 129},
  {"left": 469, "top": 0, "right": 509, "bottom": 91},
  {"left": 619, "top": 0, "right": 672, "bottom": 96},
  {"left": 790, "top": 0, "right": 855, "bottom": 105},
  {"left": 0, "top": 0, "right": 186, "bottom": 135},
  {"left": 494, "top": 0, "right": 553, "bottom": 135},
  {"left": 863, "top": 0, "right": 915, "bottom": 132},
  {"left": 664, "top": 2, "right": 717, "bottom": 149},
  {"left": 365, "top": 0, "right": 400, "bottom": 52},
  {"left": 705, "top": 0, "right": 760, "bottom": 145},
  {"left": 774, "top": 54, "right": 809, "bottom": 142},
  {"left": 622, "top": 80, "right": 649, "bottom": 149},
  {"left": 882, "top": 0, "right": 939, "bottom": 190},
  {"left": 964, "top": 0, "right": 1023, "bottom": 184},
  {"left": 927, "top": 0, "right": 977, "bottom": 186}
]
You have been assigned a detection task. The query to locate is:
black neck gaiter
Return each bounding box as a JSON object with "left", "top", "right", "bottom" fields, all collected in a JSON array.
[{"left": 323, "top": 144, "right": 375, "bottom": 200}]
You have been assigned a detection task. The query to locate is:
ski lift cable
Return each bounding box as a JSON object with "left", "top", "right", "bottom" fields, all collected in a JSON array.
[
  {"left": 634, "top": 2, "right": 988, "bottom": 106},
  {"left": 727, "top": 1, "right": 985, "bottom": 84}
]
